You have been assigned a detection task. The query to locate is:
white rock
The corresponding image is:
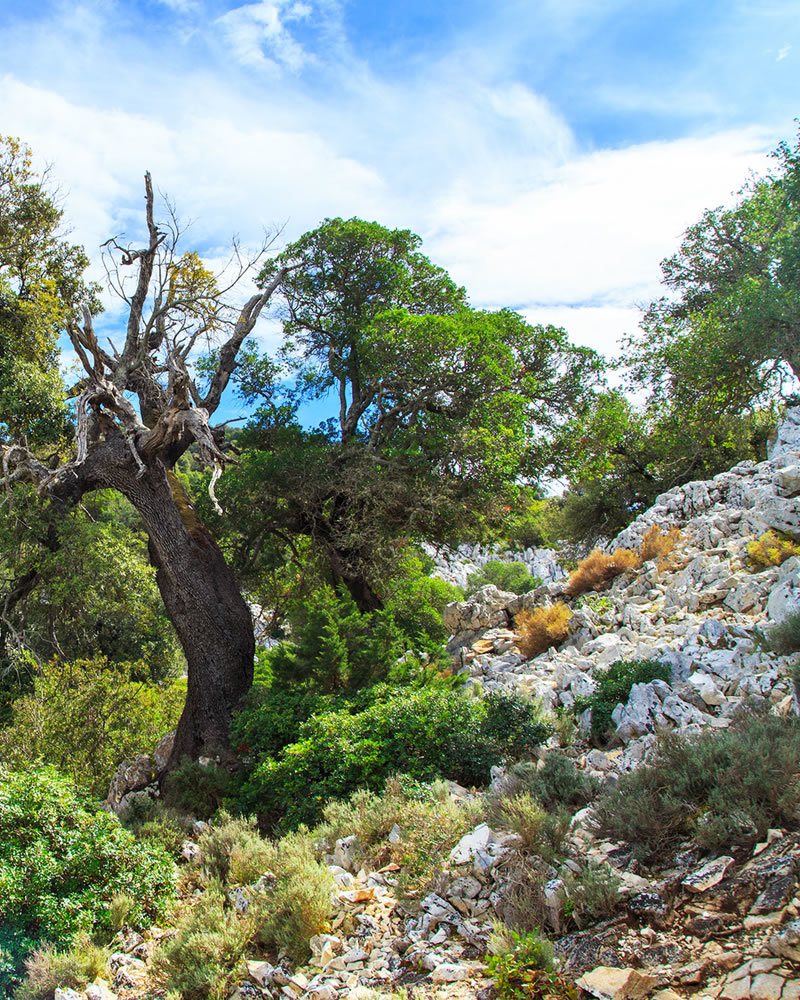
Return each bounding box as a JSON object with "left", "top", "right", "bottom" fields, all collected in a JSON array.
[
  {"left": 682, "top": 855, "right": 735, "bottom": 893},
  {"left": 431, "top": 962, "right": 469, "bottom": 983}
]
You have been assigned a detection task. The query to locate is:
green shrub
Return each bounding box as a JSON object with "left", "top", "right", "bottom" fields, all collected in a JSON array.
[
  {"left": 252, "top": 829, "right": 334, "bottom": 962},
  {"left": 520, "top": 753, "right": 599, "bottom": 810},
  {"left": 767, "top": 610, "right": 800, "bottom": 656},
  {"left": 15, "top": 933, "right": 108, "bottom": 1000},
  {"left": 123, "top": 797, "right": 189, "bottom": 858},
  {"left": 150, "top": 884, "right": 251, "bottom": 1000},
  {"left": 0, "top": 765, "right": 175, "bottom": 993},
  {"left": 262, "top": 581, "right": 454, "bottom": 695},
  {"left": 563, "top": 861, "right": 620, "bottom": 924},
  {"left": 162, "top": 758, "right": 233, "bottom": 820},
  {"left": 230, "top": 686, "right": 335, "bottom": 760},
  {"left": 576, "top": 659, "right": 671, "bottom": 743},
  {"left": 198, "top": 813, "right": 273, "bottom": 886},
  {"left": 315, "top": 777, "right": 483, "bottom": 898},
  {"left": 492, "top": 793, "right": 546, "bottom": 852},
  {"left": 594, "top": 707, "right": 800, "bottom": 860},
  {"left": 467, "top": 560, "right": 542, "bottom": 597},
  {"left": 0, "top": 658, "right": 183, "bottom": 796},
  {"left": 236, "top": 688, "right": 550, "bottom": 828},
  {"left": 486, "top": 927, "right": 576, "bottom": 1000}
]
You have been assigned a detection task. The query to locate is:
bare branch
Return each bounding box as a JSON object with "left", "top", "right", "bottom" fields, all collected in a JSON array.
[{"left": 201, "top": 266, "right": 287, "bottom": 415}]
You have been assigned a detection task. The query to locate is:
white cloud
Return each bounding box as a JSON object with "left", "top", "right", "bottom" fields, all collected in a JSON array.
[
  {"left": 777, "top": 44, "right": 791, "bottom": 61},
  {"left": 216, "top": 0, "right": 314, "bottom": 71}
]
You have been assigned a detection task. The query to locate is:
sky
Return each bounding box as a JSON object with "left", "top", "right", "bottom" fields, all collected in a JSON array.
[{"left": 0, "top": 0, "right": 798, "bottom": 417}]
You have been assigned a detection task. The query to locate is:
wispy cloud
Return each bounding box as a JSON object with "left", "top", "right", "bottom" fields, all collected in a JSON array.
[
  {"left": 216, "top": 0, "right": 316, "bottom": 71},
  {"left": 777, "top": 44, "right": 791, "bottom": 61}
]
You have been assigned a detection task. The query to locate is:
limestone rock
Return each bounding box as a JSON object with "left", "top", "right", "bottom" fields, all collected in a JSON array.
[
  {"left": 682, "top": 856, "right": 734, "bottom": 893},
  {"left": 576, "top": 965, "right": 659, "bottom": 999}
]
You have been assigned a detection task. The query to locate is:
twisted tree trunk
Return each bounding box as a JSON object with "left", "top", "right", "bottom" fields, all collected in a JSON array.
[{"left": 80, "top": 435, "right": 254, "bottom": 768}]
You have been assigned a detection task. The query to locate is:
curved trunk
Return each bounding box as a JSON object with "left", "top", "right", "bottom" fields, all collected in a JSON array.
[{"left": 82, "top": 438, "right": 254, "bottom": 768}]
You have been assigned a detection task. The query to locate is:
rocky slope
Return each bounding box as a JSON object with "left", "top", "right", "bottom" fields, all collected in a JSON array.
[{"left": 86, "top": 408, "right": 800, "bottom": 1000}]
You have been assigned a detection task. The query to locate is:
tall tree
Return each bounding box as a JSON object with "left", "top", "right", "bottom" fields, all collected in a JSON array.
[
  {"left": 216, "top": 218, "right": 603, "bottom": 610},
  {"left": 628, "top": 131, "right": 800, "bottom": 419},
  {"left": 0, "top": 140, "right": 283, "bottom": 766}
]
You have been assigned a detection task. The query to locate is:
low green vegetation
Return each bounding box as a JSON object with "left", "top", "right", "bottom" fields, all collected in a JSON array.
[
  {"left": 15, "top": 934, "right": 109, "bottom": 1000},
  {"left": 0, "top": 765, "right": 175, "bottom": 994},
  {"left": 486, "top": 926, "right": 577, "bottom": 1000},
  {"left": 767, "top": 610, "right": 800, "bottom": 657},
  {"left": 235, "top": 684, "right": 550, "bottom": 828},
  {"left": 594, "top": 707, "right": 800, "bottom": 859},
  {"left": 0, "top": 657, "right": 183, "bottom": 797},
  {"left": 466, "top": 559, "right": 542, "bottom": 596},
  {"left": 575, "top": 658, "right": 671, "bottom": 743}
]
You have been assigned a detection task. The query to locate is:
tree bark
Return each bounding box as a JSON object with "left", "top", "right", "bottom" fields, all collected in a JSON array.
[
  {"left": 81, "top": 435, "right": 254, "bottom": 768},
  {"left": 327, "top": 547, "right": 384, "bottom": 613}
]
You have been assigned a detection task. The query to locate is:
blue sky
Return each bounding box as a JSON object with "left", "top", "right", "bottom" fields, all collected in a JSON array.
[{"left": 0, "top": 0, "right": 797, "bottom": 420}]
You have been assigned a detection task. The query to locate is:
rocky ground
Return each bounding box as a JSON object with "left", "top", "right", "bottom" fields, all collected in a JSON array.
[{"left": 77, "top": 410, "right": 800, "bottom": 1000}]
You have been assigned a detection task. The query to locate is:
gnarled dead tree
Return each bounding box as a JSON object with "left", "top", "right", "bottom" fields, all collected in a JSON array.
[{"left": 1, "top": 174, "right": 285, "bottom": 768}]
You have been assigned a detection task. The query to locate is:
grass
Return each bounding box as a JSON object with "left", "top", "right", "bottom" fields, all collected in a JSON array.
[
  {"left": 564, "top": 548, "right": 641, "bottom": 597},
  {"left": 515, "top": 603, "right": 572, "bottom": 658},
  {"left": 767, "top": 610, "right": 800, "bottom": 656},
  {"left": 16, "top": 934, "right": 108, "bottom": 1000}
]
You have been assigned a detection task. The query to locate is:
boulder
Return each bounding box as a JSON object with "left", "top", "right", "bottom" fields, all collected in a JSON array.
[
  {"left": 576, "top": 966, "right": 659, "bottom": 999},
  {"left": 443, "top": 586, "right": 515, "bottom": 635},
  {"left": 768, "top": 405, "right": 800, "bottom": 459}
]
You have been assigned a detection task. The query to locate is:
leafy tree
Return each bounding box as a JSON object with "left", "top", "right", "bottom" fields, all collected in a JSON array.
[
  {"left": 0, "top": 141, "right": 286, "bottom": 765},
  {"left": 554, "top": 389, "right": 773, "bottom": 541},
  {"left": 628, "top": 131, "right": 800, "bottom": 419},
  {"left": 220, "top": 218, "right": 602, "bottom": 610}
]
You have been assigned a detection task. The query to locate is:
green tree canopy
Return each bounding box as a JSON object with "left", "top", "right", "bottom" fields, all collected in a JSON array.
[
  {"left": 217, "top": 219, "right": 603, "bottom": 609},
  {"left": 628, "top": 131, "right": 800, "bottom": 419}
]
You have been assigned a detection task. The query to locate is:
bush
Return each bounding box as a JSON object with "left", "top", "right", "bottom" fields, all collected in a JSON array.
[
  {"left": 230, "top": 686, "right": 335, "bottom": 761},
  {"left": 594, "top": 707, "right": 800, "bottom": 860},
  {"left": 235, "top": 687, "right": 550, "bottom": 828},
  {"left": 563, "top": 861, "right": 620, "bottom": 925},
  {"left": 564, "top": 548, "right": 641, "bottom": 597},
  {"left": 492, "top": 793, "right": 546, "bottom": 852},
  {"left": 521, "top": 753, "right": 598, "bottom": 810},
  {"left": 515, "top": 604, "right": 572, "bottom": 659},
  {"left": 767, "top": 610, "right": 800, "bottom": 656},
  {"left": 315, "top": 778, "right": 484, "bottom": 898},
  {"left": 748, "top": 530, "right": 800, "bottom": 569},
  {"left": 15, "top": 934, "right": 108, "bottom": 1000},
  {"left": 0, "top": 765, "right": 175, "bottom": 994},
  {"left": 639, "top": 525, "right": 681, "bottom": 564},
  {"left": 467, "top": 560, "right": 542, "bottom": 597},
  {"left": 486, "top": 927, "right": 578, "bottom": 1000},
  {"left": 251, "top": 828, "right": 334, "bottom": 962},
  {"left": 162, "top": 758, "right": 233, "bottom": 820},
  {"left": 575, "top": 659, "right": 671, "bottom": 744},
  {"left": 198, "top": 813, "right": 273, "bottom": 886},
  {"left": 0, "top": 658, "right": 183, "bottom": 797},
  {"left": 150, "top": 884, "right": 251, "bottom": 1000},
  {"left": 153, "top": 821, "right": 333, "bottom": 997}
]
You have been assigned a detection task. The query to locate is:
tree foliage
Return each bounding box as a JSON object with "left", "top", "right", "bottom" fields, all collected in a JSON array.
[
  {"left": 219, "top": 218, "right": 602, "bottom": 607},
  {"left": 628, "top": 131, "right": 800, "bottom": 419}
]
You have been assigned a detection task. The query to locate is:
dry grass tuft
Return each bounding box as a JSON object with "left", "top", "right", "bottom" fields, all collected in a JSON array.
[
  {"left": 515, "top": 603, "right": 572, "bottom": 658},
  {"left": 639, "top": 525, "right": 681, "bottom": 564},
  {"left": 564, "top": 548, "right": 641, "bottom": 597}
]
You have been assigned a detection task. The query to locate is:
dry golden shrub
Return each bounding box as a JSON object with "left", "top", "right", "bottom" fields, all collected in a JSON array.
[
  {"left": 515, "top": 603, "right": 573, "bottom": 658},
  {"left": 639, "top": 524, "right": 681, "bottom": 564},
  {"left": 747, "top": 529, "right": 800, "bottom": 569},
  {"left": 564, "top": 548, "right": 641, "bottom": 597}
]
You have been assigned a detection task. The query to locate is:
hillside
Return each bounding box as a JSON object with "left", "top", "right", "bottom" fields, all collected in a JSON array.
[{"left": 42, "top": 406, "right": 798, "bottom": 1000}]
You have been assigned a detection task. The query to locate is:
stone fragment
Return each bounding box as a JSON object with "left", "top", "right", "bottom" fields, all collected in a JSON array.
[
  {"left": 750, "top": 973, "right": 787, "bottom": 1000},
  {"left": 682, "top": 856, "right": 734, "bottom": 893},
  {"left": 576, "top": 965, "right": 659, "bottom": 999},
  {"left": 431, "top": 962, "right": 469, "bottom": 983}
]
